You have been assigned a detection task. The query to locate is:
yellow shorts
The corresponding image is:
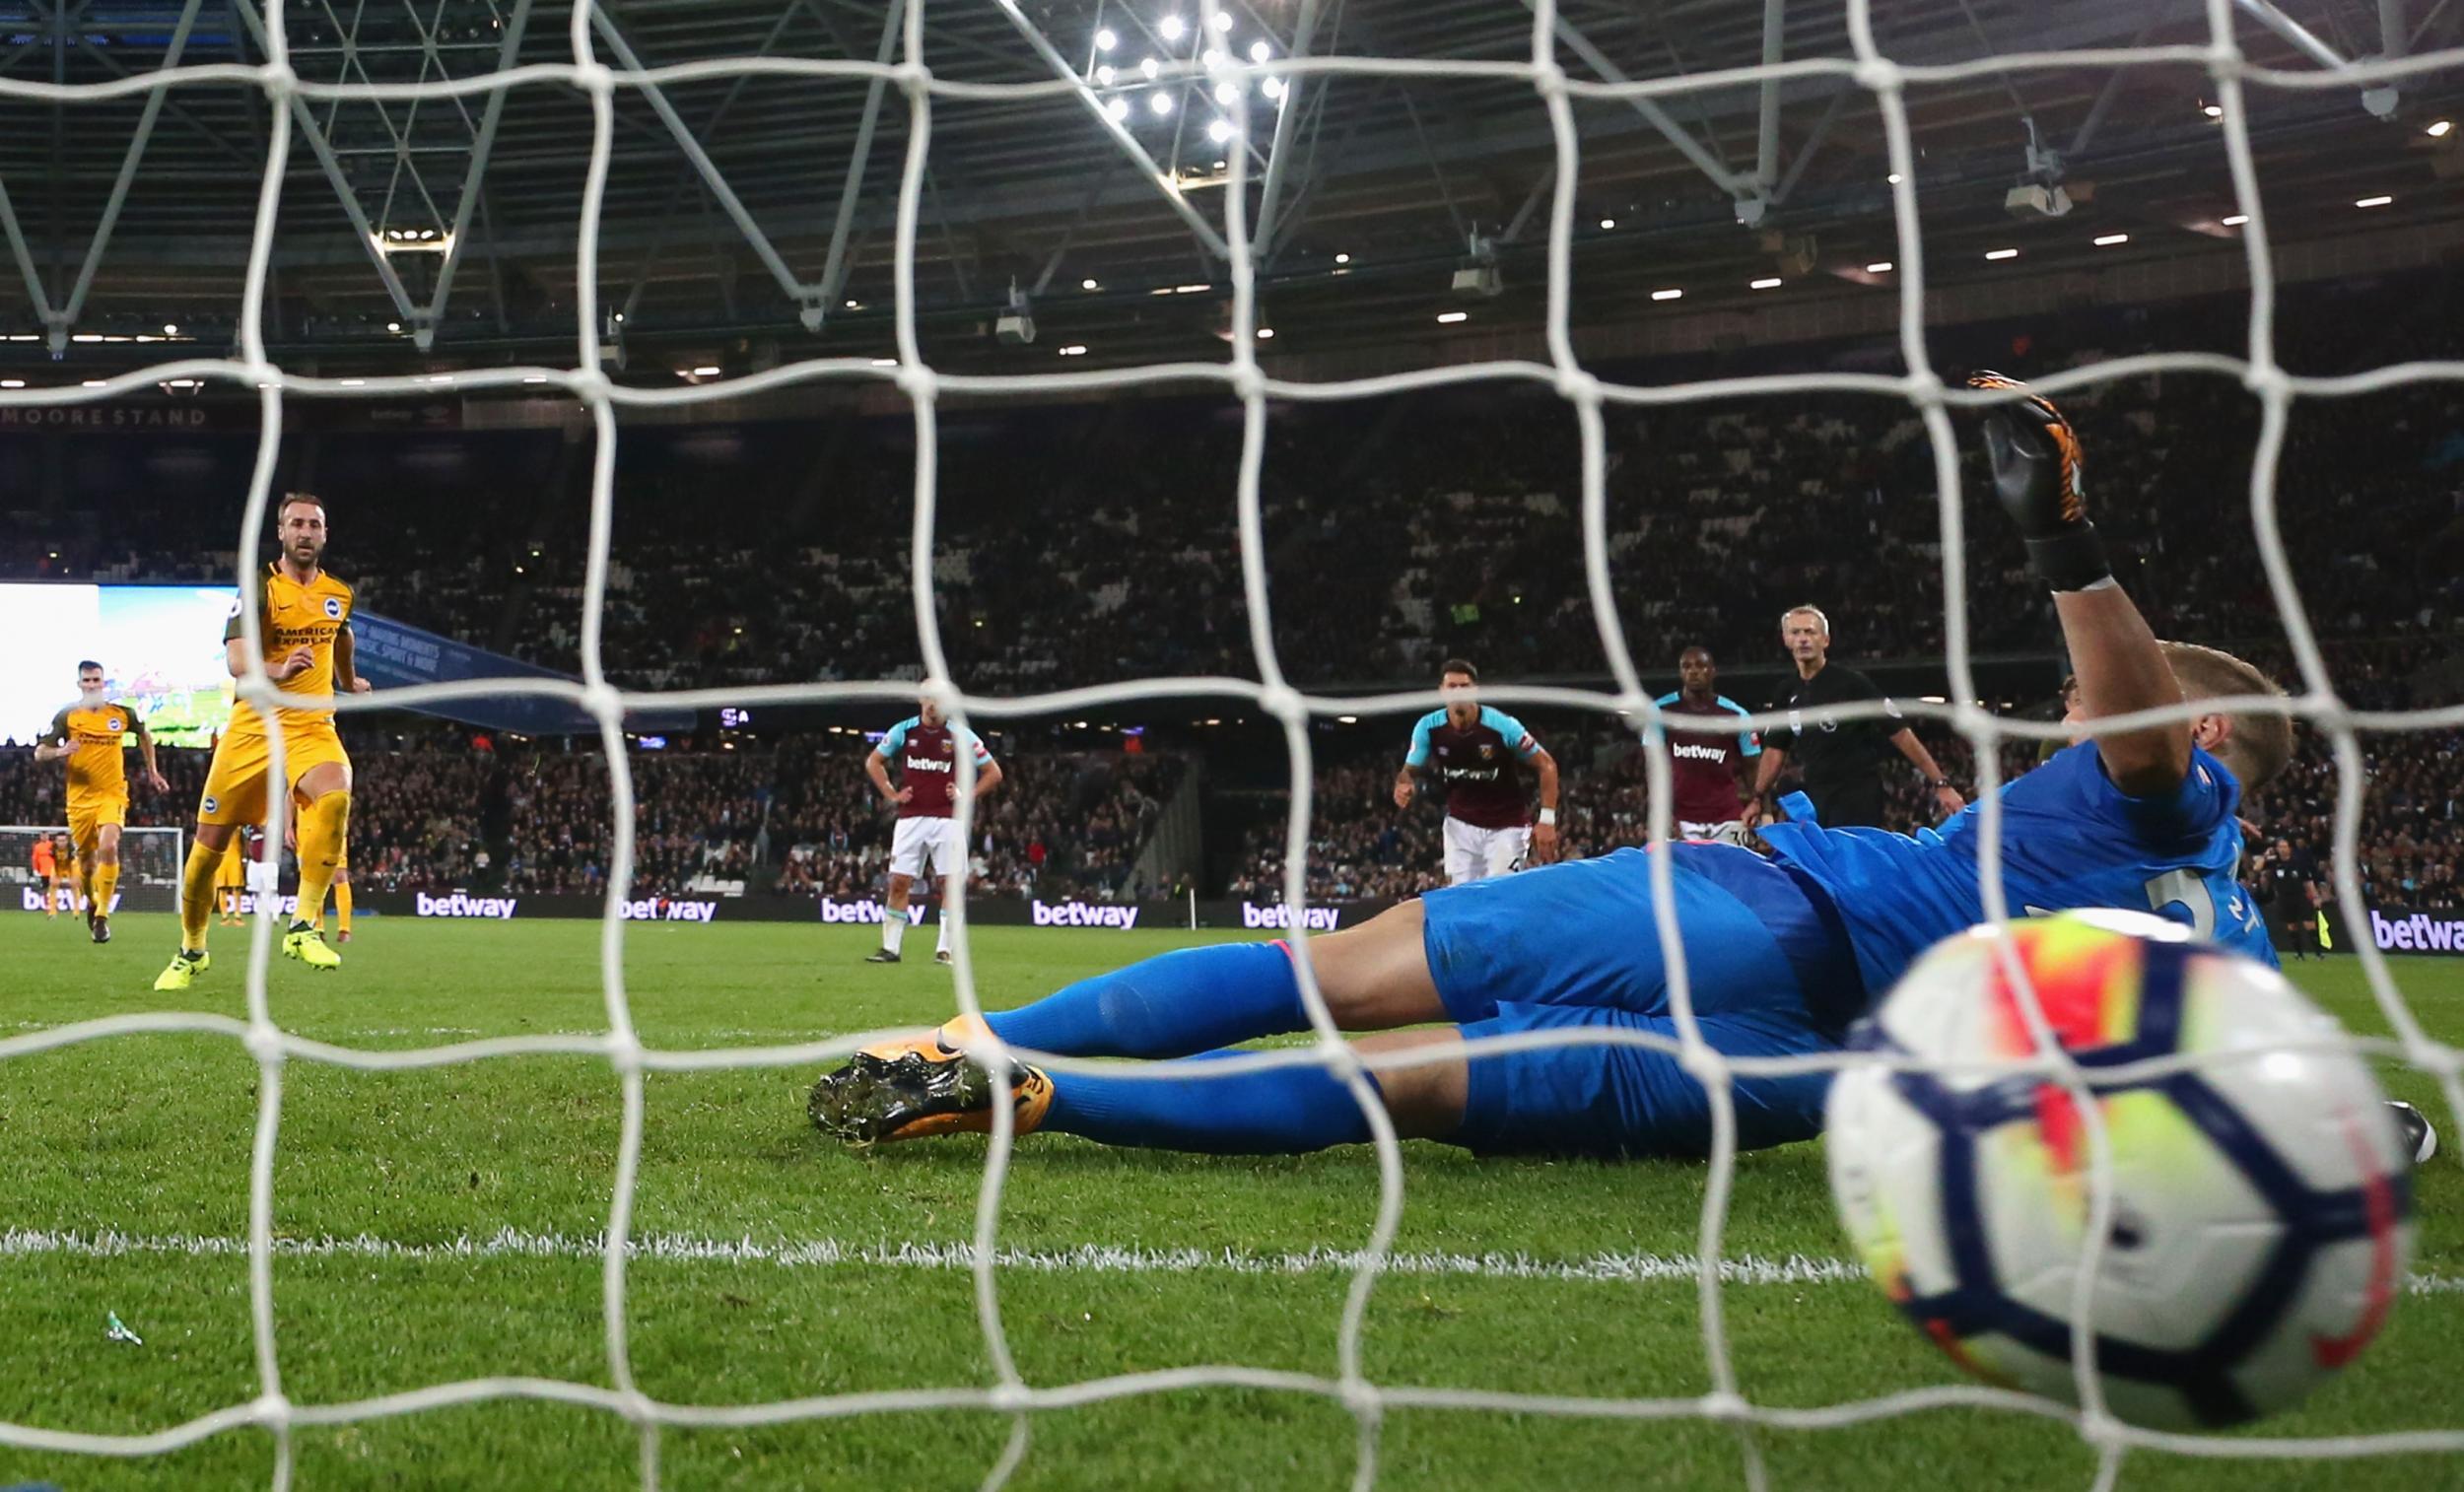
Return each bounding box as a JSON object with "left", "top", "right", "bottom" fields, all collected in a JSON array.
[
  {"left": 66, "top": 794, "right": 127, "bottom": 857},
  {"left": 197, "top": 722, "right": 352, "bottom": 828}
]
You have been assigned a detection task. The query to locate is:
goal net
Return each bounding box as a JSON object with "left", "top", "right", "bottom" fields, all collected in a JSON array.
[
  {"left": 0, "top": 826, "right": 183, "bottom": 916},
  {"left": 0, "top": 1, "right": 2458, "bottom": 1488}
]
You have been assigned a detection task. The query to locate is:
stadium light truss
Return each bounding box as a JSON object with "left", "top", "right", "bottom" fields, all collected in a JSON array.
[
  {"left": 0, "top": 3, "right": 2459, "bottom": 1492},
  {"left": 373, "top": 230, "right": 456, "bottom": 255}
]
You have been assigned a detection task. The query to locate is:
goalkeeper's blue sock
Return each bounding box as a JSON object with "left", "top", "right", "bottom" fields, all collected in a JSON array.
[
  {"left": 983, "top": 941, "right": 1310, "bottom": 1059},
  {"left": 1043, "top": 1051, "right": 1377, "bottom": 1155}
]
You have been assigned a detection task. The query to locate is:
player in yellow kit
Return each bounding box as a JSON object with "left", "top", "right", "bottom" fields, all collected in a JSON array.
[
  {"left": 330, "top": 849, "right": 354, "bottom": 942},
  {"left": 290, "top": 822, "right": 354, "bottom": 941},
  {"left": 215, "top": 837, "right": 247, "bottom": 925},
  {"left": 154, "top": 492, "right": 373, "bottom": 989},
  {"left": 34, "top": 661, "right": 170, "bottom": 943},
  {"left": 52, "top": 837, "right": 77, "bottom": 916}
]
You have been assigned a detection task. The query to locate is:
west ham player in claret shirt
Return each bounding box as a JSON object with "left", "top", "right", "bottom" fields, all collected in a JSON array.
[
  {"left": 1392, "top": 658, "right": 1561, "bottom": 885},
  {"left": 861, "top": 697, "right": 1002, "bottom": 965},
  {"left": 1649, "top": 645, "right": 1759, "bottom": 845}
]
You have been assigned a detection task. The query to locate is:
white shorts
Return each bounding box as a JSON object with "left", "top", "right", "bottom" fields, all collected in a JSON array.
[
  {"left": 1442, "top": 817, "right": 1531, "bottom": 886},
  {"left": 1678, "top": 819, "right": 1752, "bottom": 847},
  {"left": 889, "top": 816, "right": 961, "bottom": 880},
  {"left": 245, "top": 861, "right": 280, "bottom": 897}
]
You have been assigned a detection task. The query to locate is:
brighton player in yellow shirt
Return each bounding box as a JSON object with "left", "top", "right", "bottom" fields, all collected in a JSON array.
[
  {"left": 154, "top": 492, "right": 372, "bottom": 989},
  {"left": 51, "top": 837, "right": 78, "bottom": 916},
  {"left": 34, "top": 661, "right": 170, "bottom": 943},
  {"left": 215, "top": 836, "right": 247, "bottom": 925}
]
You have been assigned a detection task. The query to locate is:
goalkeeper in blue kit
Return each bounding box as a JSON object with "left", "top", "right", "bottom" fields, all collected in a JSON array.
[{"left": 810, "top": 375, "right": 2387, "bottom": 1160}]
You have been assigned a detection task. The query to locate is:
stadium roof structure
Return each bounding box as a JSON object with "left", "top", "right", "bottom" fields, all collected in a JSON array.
[{"left": 0, "top": 0, "right": 2457, "bottom": 382}]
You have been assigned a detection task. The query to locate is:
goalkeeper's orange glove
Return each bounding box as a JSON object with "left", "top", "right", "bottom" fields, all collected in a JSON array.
[{"left": 1968, "top": 371, "right": 2108, "bottom": 592}]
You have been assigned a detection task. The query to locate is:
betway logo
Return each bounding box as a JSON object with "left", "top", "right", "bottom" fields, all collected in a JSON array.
[
  {"left": 1672, "top": 743, "right": 1728, "bottom": 762},
  {"left": 818, "top": 898, "right": 926, "bottom": 925},
  {"left": 19, "top": 888, "right": 124, "bottom": 914},
  {"left": 415, "top": 891, "right": 520, "bottom": 920},
  {"left": 1240, "top": 903, "right": 1343, "bottom": 931},
  {"left": 2372, "top": 909, "right": 2464, "bottom": 954},
  {"left": 1031, "top": 901, "right": 1141, "bottom": 929},
  {"left": 621, "top": 898, "right": 719, "bottom": 922},
  {"left": 906, "top": 756, "right": 954, "bottom": 774}
]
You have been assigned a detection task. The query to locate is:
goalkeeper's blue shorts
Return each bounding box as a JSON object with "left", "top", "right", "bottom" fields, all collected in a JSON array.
[{"left": 1418, "top": 844, "right": 1865, "bottom": 1158}]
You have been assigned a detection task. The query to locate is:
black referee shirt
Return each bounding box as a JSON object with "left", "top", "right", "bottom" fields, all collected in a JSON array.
[
  {"left": 1765, "top": 663, "right": 1904, "bottom": 827},
  {"left": 2261, "top": 861, "right": 2311, "bottom": 917}
]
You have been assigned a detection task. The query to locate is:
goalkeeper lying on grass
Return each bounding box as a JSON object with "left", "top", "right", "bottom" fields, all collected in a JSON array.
[{"left": 810, "top": 375, "right": 2334, "bottom": 1160}]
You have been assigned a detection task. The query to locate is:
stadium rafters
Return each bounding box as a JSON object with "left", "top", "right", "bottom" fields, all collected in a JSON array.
[{"left": 0, "top": 0, "right": 2455, "bottom": 375}]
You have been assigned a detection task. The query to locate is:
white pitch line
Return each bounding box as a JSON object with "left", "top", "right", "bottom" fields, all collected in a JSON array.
[
  {"left": 3, "top": 1227, "right": 2462, "bottom": 1295},
  {"left": 0, "top": 1226, "right": 1857, "bottom": 1285},
  {"left": 3, "top": 1022, "right": 827, "bottom": 1043}
]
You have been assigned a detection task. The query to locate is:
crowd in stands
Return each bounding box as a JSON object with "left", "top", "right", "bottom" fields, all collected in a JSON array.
[
  {"left": 8, "top": 684, "right": 2450, "bottom": 920},
  {"left": 5, "top": 273, "right": 2461, "bottom": 914},
  {"left": 0, "top": 725, "right": 1182, "bottom": 905},
  {"left": 764, "top": 738, "right": 1180, "bottom": 902},
  {"left": 1222, "top": 758, "right": 1444, "bottom": 904},
  {"left": 2243, "top": 639, "right": 2464, "bottom": 918},
  {"left": 9, "top": 278, "right": 2459, "bottom": 696}
]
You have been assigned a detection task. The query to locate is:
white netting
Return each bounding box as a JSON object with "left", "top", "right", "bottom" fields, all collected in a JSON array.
[{"left": 2, "top": 1, "right": 2463, "bottom": 1487}]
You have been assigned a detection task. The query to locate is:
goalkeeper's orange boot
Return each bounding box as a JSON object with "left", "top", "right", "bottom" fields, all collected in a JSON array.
[
  {"left": 855, "top": 1013, "right": 992, "bottom": 1066},
  {"left": 807, "top": 1039, "right": 1051, "bottom": 1146}
]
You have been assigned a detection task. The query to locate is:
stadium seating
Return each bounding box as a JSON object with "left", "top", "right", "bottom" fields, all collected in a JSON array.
[
  {"left": 4, "top": 279, "right": 2458, "bottom": 911},
  {"left": 0, "top": 731, "right": 1184, "bottom": 903}
]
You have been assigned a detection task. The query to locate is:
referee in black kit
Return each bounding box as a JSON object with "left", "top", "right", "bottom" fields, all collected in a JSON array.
[{"left": 1744, "top": 605, "right": 1967, "bottom": 831}]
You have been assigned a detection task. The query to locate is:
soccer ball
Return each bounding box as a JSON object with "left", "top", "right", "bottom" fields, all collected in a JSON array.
[{"left": 1825, "top": 910, "right": 2412, "bottom": 1429}]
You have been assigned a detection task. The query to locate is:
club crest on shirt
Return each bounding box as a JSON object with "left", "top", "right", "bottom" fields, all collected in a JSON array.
[
  {"left": 324, "top": 596, "right": 343, "bottom": 619},
  {"left": 1479, "top": 743, "right": 1496, "bottom": 759}
]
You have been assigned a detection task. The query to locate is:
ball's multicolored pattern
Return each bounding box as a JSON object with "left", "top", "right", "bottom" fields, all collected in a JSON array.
[{"left": 1826, "top": 910, "right": 2412, "bottom": 1429}]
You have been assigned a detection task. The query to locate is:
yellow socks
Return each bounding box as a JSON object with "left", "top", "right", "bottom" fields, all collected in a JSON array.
[
  {"left": 294, "top": 790, "right": 351, "bottom": 929},
  {"left": 179, "top": 839, "right": 222, "bottom": 950},
  {"left": 334, "top": 879, "right": 353, "bottom": 934},
  {"left": 92, "top": 862, "right": 119, "bottom": 918}
]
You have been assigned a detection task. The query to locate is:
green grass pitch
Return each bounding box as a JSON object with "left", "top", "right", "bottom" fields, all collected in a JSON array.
[{"left": 0, "top": 911, "right": 2457, "bottom": 1491}]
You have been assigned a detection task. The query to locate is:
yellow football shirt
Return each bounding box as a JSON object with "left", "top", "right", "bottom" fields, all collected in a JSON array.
[
  {"left": 38, "top": 701, "right": 145, "bottom": 802},
  {"left": 226, "top": 562, "right": 355, "bottom": 734}
]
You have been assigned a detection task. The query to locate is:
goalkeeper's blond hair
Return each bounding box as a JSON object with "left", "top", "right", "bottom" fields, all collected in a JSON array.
[{"left": 2159, "top": 641, "right": 2292, "bottom": 790}]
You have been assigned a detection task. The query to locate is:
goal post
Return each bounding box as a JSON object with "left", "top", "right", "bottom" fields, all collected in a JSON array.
[{"left": 0, "top": 825, "right": 185, "bottom": 916}]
